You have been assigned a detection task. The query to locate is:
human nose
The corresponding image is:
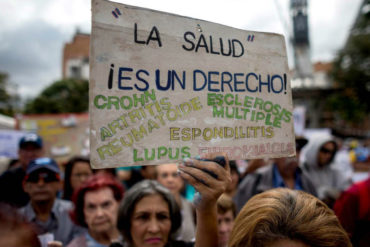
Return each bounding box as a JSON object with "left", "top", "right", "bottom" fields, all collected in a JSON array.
[
  {"left": 219, "top": 222, "right": 228, "bottom": 233},
  {"left": 80, "top": 175, "right": 89, "bottom": 183},
  {"left": 37, "top": 177, "right": 45, "bottom": 186},
  {"left": 95, "top": 206, "right": 104, "bottom": 217},
  {"left": 148, "top": 218, "right": 160, "bottom": 233},
  {"left": 167, "top": 175, "right": 175, "bottom": 183}
]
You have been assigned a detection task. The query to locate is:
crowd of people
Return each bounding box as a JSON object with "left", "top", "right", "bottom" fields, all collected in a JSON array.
[{"left": 0, "top": 132, "right": 369, "bottom": 247}]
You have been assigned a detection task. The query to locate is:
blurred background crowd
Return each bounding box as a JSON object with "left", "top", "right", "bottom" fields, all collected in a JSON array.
[{"left": 0, "top": 132, "right": 369, "bottom": 247}]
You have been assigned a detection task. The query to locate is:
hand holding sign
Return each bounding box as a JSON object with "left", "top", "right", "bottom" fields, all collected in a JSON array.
[{"left": 178, "top": 153, "right": 231, "bottom": 210}]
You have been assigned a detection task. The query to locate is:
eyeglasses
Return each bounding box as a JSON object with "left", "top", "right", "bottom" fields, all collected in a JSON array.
[
  {"left": 25, "top": 172, "right": 60, "bottom": 183},
  {"left": 320, "top": 147, "right": 335, "bottom": 155}
]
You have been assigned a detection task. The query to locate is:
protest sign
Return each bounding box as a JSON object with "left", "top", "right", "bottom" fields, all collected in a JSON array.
[
  {"left": 90, "top": 0, "right": 295, "bottom": 168},
  {"left": 0, "top": 130, "right": 27, "bottom": 158}
]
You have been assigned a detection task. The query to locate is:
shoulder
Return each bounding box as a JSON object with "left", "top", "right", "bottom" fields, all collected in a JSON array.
[
  {"left": 66, "top": 235, "right": 86, "bottom": 247},
  {"left": 0, "top": 166, "right": 23, "bottom": 178},
  {"left": 299, "top": 166, "right": 313, "bottom": 179},
  {"left": 55, "top": 199, "right": 73, "bottom": 209},
  {"left": 345, "top": 179, "right": 370, "bottom": 196},
  {"left": 255, "top": 164, "right": 273, "bottom": 175},
  {"left": 235, "top": 166, "right": 273, "bottom": 210},
  {"left": 52, "top": 199, "right": 73, "bottom": 217},
  {"left": 18, "top": 202, "right": 35, "bottom": 221},
  {"left": 239, "top": 165, "right": 272, "bottom": 185},
  {"left": 18, "top": 204, "right": 28, "bottom": 215}
]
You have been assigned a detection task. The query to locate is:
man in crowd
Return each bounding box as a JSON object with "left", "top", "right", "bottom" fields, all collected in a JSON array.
[
  {"left": 0, "top": 133, "right": 44, "bottom": 207},
  {"left": 155, "top": 163, "right": 196, "bottom": 242},
  {"left": 234, "top": 137, "right": 317, "bottom": 211},
  {"left": 19, "top": 157, "right": 84, "bottom": 246}
]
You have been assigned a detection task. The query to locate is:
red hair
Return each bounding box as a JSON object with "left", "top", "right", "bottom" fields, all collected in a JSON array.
[{"left": 70, "top": 173, "right": 124, "bottom": 227}]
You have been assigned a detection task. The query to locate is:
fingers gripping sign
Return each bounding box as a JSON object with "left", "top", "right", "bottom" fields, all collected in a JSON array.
[{"left": 178, "top": 153, "right": 231, "bottom": 210}]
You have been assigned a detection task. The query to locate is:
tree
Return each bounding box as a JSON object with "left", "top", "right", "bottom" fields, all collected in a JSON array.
[
  {"left": 0, "top": 72, "right": 17, "bottom": 116},
  {"left": 24, "top": 79, "right": 89, "bottom": 114},
  {"left": 329, "top": 0, "right": 370, "bottom": 123}
]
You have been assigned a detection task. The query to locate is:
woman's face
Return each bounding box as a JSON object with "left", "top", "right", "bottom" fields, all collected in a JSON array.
[
  {"left": 70, "top": 161, "right": 93, "bottom": 191},
  {"left": 318, "top": 142, "right": 336, "bottom": 167},
  {"left": 130, "top": 194, "right": 172, "bottom": 247},
  {"left": 84, "top": 187, "right": 120, "bottom": 234}
]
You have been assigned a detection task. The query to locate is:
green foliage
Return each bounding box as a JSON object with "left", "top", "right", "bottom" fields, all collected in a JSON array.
[
  {"left": 329, "top": 1, "right": 370, "bottom": 123},
  {"left": 0, "top": 72, "right": 15, "bottom": 116},
  {"left": 327, "top": 92, "right": 366, "bottom": 121},
  {"left": 24, "top": 79, "right": 89, "bottom": 114}
]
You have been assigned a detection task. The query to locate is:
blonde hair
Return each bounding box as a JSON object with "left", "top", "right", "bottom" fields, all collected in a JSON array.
[{"left": 229, "top": 188, "right": 351, "bottom": 247}]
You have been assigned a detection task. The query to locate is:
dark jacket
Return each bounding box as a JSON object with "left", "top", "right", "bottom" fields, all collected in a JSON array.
[{"left": 234, "top": 164, "right": 317, "bottom": 212}]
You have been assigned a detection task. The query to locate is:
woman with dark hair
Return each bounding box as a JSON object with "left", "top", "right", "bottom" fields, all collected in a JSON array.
[
  {"left": 117, "top": 180, "right": 182, "bottom": 246},
  {"left": 63, "top": 156, "right": 93, "bottom": 201},
  {"left": 68, "top": 173, "right": 125, "bottom": 247},
  {"left": 117, "top": 153, "right": 231, "bottom": 247}
]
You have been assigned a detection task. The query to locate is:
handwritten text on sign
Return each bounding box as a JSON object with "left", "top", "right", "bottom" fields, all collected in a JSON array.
[{"left": 90, "top": 0, "right": 295, "bottom": 168}]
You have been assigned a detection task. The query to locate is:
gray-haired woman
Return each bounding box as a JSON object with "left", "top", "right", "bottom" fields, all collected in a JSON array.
[{"left": 116, "top": 153, "right": 231, "bottom": 247}]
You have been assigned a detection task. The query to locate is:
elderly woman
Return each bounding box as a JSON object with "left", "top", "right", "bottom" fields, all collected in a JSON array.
[
  {"left": 117, "top": 153, "right": 231, "bottom": 247},
  {"left": 229, "top": 188, "right": 352, "bottom": 247},
  {"left": 68, "top": 173, "right": 125, "bottom": 247}
]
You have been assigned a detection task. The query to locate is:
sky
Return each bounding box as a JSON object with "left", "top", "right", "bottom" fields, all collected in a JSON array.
[{"left": 0, "top": 0, "right": 363, "bottom": 100}]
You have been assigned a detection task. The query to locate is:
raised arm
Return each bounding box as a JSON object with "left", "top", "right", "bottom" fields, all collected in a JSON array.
[{"left": 178, "top": 153, "right": 231, "bottom": 247}]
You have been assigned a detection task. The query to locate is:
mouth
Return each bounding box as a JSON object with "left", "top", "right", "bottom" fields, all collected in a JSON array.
[
  {"left": 167, "top": 186, "right": 177, "bottom": 191},
  {"left": 93, "top": 219, "right": 109, "bottom": 225},
  {"left": 33, "top": 191, "right": 50, "bottom": 195},
  {"left": 145, "top": 237, "right": 162, "bottom": 244}
]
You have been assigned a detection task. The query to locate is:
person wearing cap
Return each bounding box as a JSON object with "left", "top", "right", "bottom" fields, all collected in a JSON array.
[
  {"left": 17, "top": 133, "right": 44, "bottom": 169},
  {"left": 19, "top": 157, "right": 85, "bottom": 246},
  {"left": 234, "top": 137, "right": 317, "bottom": 212},
  {"left": 0, "top": 133, "right": 44, "bottom": 207}
]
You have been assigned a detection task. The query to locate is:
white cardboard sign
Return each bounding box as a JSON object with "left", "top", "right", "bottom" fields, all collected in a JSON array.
[{"left": 90, "top": 0, "right": 295, "bottom": 168}]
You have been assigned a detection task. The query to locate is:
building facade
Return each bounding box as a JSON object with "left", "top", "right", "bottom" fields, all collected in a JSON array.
[{"left": 62, "top": 31, "right": 90, "bottom": 80}]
